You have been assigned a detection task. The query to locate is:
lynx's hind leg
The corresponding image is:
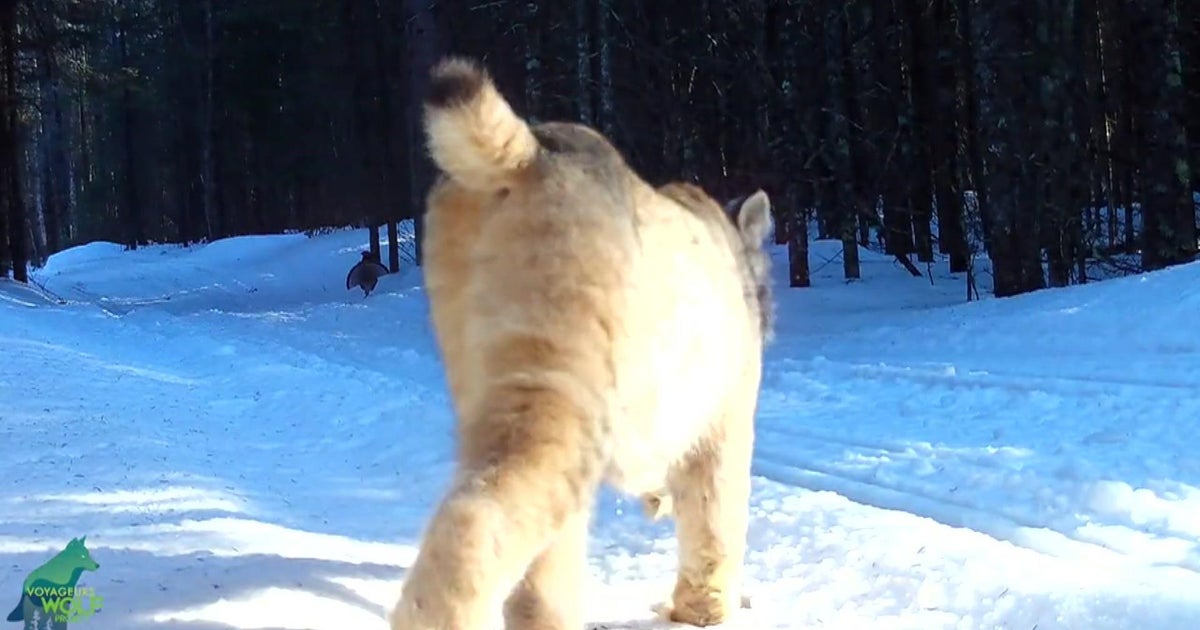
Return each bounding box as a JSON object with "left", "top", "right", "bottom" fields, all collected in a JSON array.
[
  {"left": 664, "top": 386, "right": 757, "bottom": 626},
  {"left": 389, "top": 382, "right": 604, "bottom": 630},
  {"left": 503, "top": 509, "right": 590, "bottom": 630}
]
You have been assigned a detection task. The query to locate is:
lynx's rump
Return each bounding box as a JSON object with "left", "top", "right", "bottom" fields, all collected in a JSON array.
[{"left": 390, "top": 56, "right": 773, "bottom": 630}]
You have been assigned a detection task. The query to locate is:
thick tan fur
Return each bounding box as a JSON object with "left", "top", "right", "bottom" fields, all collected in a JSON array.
[
  {"left": 390, "top": 57, "right": 773, "bottom": 630},
  {"left": 421, "top": 57, "right": 540, "bottom": 194}
]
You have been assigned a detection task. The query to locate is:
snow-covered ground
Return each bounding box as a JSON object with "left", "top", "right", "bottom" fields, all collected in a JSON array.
[{"left": 2, "top": 226, "right": 1199, "bottom": 629}]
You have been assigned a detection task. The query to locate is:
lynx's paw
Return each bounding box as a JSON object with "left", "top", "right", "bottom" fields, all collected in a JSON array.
[
  {"left": 665, "top": 579, "right": 743, "bottom": 626},
  {"left": 651, "top": 592, "right": 751, "bottom": 626}
]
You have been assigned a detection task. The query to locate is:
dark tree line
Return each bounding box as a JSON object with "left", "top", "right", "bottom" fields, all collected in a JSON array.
[{"left": 0, "top": 0, "right": 1196, "bottom": 299}]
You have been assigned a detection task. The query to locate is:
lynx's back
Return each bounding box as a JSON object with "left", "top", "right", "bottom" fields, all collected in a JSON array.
[{"left": 419, "top": 60, "right": 649, "bottom": 453}]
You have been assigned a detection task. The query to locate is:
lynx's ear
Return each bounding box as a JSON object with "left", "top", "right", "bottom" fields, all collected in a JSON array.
[{"left": 735, "top": 189, "right": 772, "bottom": 245}]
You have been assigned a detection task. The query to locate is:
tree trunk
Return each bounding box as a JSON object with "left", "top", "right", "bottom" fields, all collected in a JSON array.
[
  {"left": 956, "top": 0, "right": 988, "bottom": 256},
  {"left": 404, "top": 0, "right": 438, "bottom": 265},
  {"left": 522, "top": 1, "right": 540, "bottom": 115},
  {"left": 1037, "top": 0, "right": 1072, "bottom": 288},
  {"left": 1, "top": 0, "right": 25, "bottom": 281},
  {"left": 1069, "top": 0, "right": 1096, "bottom": 284},
  {"left": 902, "top": 0, "right": 936, "bottom": 263},
  {"left": 201, "top": 0, "right": 219, "bottom": 240},
  {"left": 75, "top": 90, "right": 89, "bottom": 245},
  {"left": 118, "top": 11, "right": 143, "bottom": 250},
  {"left": 574, "top": 0, "right": 593, "bottom": 124},
  {"left": 987, "top": 1, "right": 1045, "bottom": 297},
  {"left": 596, "top": 0, "right": 616, "bottom": 139},
  {"left": 788, "top": 182, "right": 812, "bottom": 287},
  {"left": 370, "top": 0, "right": 401, "bottom": 273},
  {"left": 1180, "top": 0, "right": 1200, "bottom": 191},
  {"left": 0, "top": 6, "right": 9, "bottom": 279},
  {"left": 875, "top": 0, "right": 915, "bottom": 257},
  {"left": 1124, "top": 0, "right": 1195, "bottom": 270},
  {"left": 834, "top": 6, "right": 862, "bottom": 279},
  {"left": 1089, "top": 0, "right": 1118, "bottom": 251},
  {"left": 36, "top": 45, "right": 65, "bottom": 255},
  {"left": 931, "top": 0, "right": 968, "bottom": 272},
  {"left": 1103, "top": 0, "right": 1141, "bottom": 254}
]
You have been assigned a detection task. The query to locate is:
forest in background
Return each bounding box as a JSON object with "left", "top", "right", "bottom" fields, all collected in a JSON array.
[{"left": 0, "top": 0, "right": 1196, "bottom": 299}]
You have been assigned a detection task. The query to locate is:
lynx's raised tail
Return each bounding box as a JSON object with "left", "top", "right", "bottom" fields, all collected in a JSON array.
[{"left": 423, "top": 57, "right": 539, "bottom": 192}]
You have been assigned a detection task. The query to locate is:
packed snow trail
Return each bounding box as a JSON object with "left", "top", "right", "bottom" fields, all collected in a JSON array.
[{"left": 1, "top": 229, "right": 1199, "bottom": 629}]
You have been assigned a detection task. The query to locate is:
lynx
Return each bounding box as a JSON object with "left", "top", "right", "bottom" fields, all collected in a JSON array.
[{"left": 390, "top": 57, "right": 773, "bottom": 630}]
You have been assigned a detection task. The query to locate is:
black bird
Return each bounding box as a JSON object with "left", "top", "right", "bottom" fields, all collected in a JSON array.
[{"left": 346, "top": 251, "right": 390, "bottom": 297}]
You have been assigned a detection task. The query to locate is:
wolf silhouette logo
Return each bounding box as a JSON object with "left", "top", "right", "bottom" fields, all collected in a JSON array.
[{"left": 6, "top": 537, "right": 101, "bottom": 624}]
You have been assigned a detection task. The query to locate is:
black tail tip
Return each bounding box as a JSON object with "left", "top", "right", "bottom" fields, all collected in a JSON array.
[{"left": 426, "top": 57, "right": 487, "bottom": 109}]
